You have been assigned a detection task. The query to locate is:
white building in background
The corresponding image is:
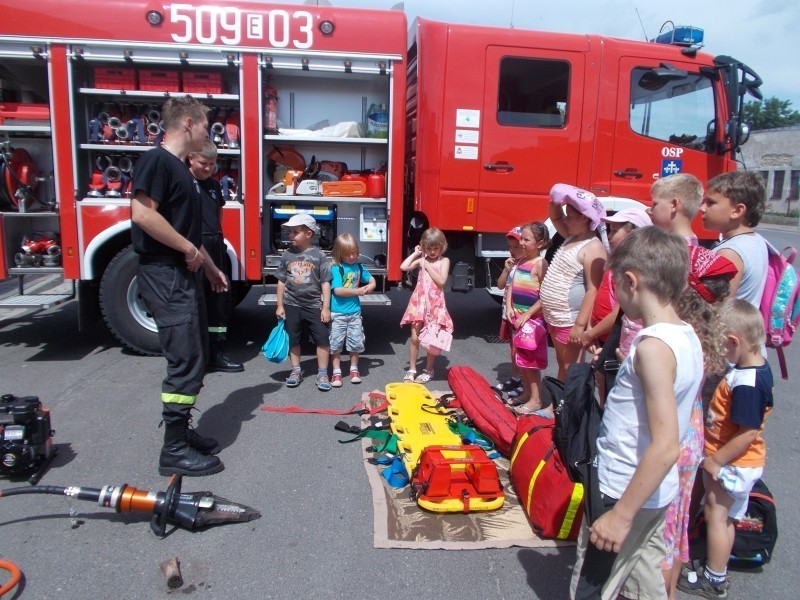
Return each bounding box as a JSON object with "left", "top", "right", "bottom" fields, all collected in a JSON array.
[{"left": 738, "top": 125, "right": 800, "bottom": 215}]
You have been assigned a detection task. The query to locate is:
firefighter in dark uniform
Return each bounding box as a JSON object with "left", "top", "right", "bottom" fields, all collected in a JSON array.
[
  {"left": 131, "top": 96, "right": 228, "bottom": 477},
  {"left": 188, "top": 140, "right": 244, "bottom": 373}
]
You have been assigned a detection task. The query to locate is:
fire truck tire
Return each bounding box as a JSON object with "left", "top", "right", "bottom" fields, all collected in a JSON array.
[{"left": 100, "top": 246, "right": 161, "bottom": 356}]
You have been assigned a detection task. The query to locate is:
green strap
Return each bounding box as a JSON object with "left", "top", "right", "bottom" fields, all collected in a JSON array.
[
  {"left": 338, "top": 429, "right": 399, "bottom": 455},
  {"left": 447, "top": 417, "right": 495, "bottom": 451}
]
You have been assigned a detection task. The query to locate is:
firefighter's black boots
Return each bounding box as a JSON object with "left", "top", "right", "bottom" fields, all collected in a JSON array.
[
  {"left": 159, "top": 403, "right": 224, "bottom": 477},
  {"left": 207, "top": 341, "right": 244, "bottom": 373}
]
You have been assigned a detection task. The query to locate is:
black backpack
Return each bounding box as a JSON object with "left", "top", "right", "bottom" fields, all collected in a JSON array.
[
  {"left": 553, "top": 362, "right": 604, "bottom": 525},
  {"left": 552, "top": 318, "right": 620, "bottom": 525},
  {"left": 690, "top": 478, "right": 778, "bottom": 568}
]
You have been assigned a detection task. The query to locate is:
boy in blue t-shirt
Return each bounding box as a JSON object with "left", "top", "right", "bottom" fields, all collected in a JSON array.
[{"left": 329, "top": 233, "right": 376, "bottom": 386}]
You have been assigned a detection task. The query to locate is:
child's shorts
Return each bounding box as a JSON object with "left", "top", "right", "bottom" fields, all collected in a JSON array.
[
  {"left": 329, "top": 311, "right": 366, "bottom": 354},
  {"left": 716, "top": 464, "right": 764, "bottom": 521},
  {"left": 548, "top": 324, "right": 572, "bottom": 346},
  {"left": 284, "top": 304, "right": 330, "bottom": 348}
]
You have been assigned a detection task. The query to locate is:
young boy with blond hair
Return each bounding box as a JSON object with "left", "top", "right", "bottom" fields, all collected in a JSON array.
[
  {"left": 679, "top": 298, "right": 773, "bottom": 598},
  {"left": 570, "top": 227, "right": 704, "bottom": 600},
  {"left": 648, "top": 172, "right": 704, "bottom": 245}
]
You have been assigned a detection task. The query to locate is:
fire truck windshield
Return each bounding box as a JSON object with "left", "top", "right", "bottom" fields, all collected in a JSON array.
[{"left": 629, "top": 68, "right": 716, "bottom": 152}]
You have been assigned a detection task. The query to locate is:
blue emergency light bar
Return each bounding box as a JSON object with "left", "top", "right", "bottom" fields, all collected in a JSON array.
[{"left": 651, "top": 26, "right": 704, "bottom": 48}]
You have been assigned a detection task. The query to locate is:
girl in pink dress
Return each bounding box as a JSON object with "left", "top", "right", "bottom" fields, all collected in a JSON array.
[{"left": 400, "top": 228, "right": 453, "bottom": 383}]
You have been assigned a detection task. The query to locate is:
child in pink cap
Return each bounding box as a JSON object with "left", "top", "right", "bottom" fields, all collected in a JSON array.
[{"left": 539, "top": 184, "right": 608, "bottom": 381}]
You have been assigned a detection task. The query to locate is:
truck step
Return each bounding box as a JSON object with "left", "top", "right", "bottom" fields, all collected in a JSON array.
[
  {"left": 257, "top": 292, "right": 391, "bottom": 307},
  {"left": 0, "top": 291, "right": 75, "bottom": 309}
]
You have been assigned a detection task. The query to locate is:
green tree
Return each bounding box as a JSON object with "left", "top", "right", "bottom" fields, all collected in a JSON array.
[{"left": 743, "top": 97, "right": 800, "bottom": 130}]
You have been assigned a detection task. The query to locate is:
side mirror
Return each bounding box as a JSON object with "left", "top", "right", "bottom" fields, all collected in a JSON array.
[{"left": 738, "top": 122, "right": 751, "bottom": 145}]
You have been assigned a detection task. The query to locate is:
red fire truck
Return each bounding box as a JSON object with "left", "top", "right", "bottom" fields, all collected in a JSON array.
[{"left": 0, "top": 1, "right": 761, "bottom": 354}]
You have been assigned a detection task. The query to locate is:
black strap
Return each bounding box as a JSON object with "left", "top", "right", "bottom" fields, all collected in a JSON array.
[{"left": 596, "top": 310, "right": 624, "bottom": 394}]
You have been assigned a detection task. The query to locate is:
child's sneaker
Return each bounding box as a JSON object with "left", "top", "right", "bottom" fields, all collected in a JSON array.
[
  {"left": 403, "top": 370, "right": 416, "bottom": 383},
  {"left": 316, "top": 374, "right": 332, "bottom": 391},
  {"left": 331, "top": 373, "right": 343, "bottom": 387},
  {"left": 286, "top": 370, "right": 302, "bottom": 387},
  {"left": 414, "top": 369, "right": 433, "bottom": 384},
  {"left": 349, "top": 369, "right": 362, "bottom": 384},
  {"left": 506, "top": 385, "right": 525, "bottom": 399},
  {"left": 677, "top": 566, "right": 729, "bottom": 598},
  {"left": 494, "top": 377, "right": 521, "bottom": 393}
]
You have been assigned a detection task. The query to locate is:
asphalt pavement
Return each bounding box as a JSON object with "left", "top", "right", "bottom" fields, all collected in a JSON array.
[{"left": 0, "top": 226, "right": 797, "bottom": 599}]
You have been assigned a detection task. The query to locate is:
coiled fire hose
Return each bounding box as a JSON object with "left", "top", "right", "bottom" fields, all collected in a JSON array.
[{"left": 0, "top": 559, "right": 22, "bottom": 597}]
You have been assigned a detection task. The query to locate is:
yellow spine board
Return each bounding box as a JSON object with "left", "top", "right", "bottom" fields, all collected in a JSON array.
[
  {"left": 386, "top": 383, "right": 504, "bottom": 513},
  {"left": 386, "top": 382, "right": 461, "bottom": 470}
]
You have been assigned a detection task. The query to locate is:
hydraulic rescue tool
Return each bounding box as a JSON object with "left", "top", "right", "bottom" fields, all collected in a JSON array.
[{"left": 0, "top": 474, "right": 261, "bottom": 537}]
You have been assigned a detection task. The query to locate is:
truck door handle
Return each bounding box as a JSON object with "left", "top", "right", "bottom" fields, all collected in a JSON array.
[
  {"left": 613, "top": 169, "right": 643, "bottom": 179},
  {"left": 484, "top": 163, "right": 515, "bottom": 172}
]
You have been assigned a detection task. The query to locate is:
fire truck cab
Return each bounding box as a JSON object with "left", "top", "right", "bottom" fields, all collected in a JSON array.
[
  {"left": 406, "top": 18, "right": 762, "bottom": 281},
  {"left": 0, "top": 1, "right": 761, "bottom": 355}
]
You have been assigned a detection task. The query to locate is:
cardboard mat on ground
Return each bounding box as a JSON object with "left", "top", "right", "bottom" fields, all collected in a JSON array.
[{"left": 360, "top": 390, "right": 574, "bottom": 550}]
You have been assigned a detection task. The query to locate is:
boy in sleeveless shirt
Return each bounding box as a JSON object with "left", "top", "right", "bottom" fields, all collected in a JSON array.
[
  {"left": 700, "top": 172, "right": 768, "bottom": 308},
  {"left": 570, "top": 227, "right": 703, "bottom": 600}
]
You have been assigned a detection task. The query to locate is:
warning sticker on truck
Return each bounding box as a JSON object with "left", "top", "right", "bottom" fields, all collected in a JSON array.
[
  {"left": 456, "top": 109, "right": 480, "bottom": 128},
  {"left": 455, "top": 145, "right": 478, "bottom": 160},
  {"left": 455, "top": 129, "right": 479, "bottom": 144}
]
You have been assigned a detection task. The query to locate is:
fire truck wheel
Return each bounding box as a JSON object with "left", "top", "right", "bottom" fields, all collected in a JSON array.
[{"left": 100, "top": 246, "right": 161, "bottom": 356}]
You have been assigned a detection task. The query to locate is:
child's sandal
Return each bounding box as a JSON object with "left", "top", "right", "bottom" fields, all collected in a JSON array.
[
  {"left": 403, "top": 370, "right": 416, "bottom": 383},
  {"left": 414, "top": 369, "right": 433, "bottom": 384},
  {"left": 285, "top": 371, "right": 303, "bottom": 387}
]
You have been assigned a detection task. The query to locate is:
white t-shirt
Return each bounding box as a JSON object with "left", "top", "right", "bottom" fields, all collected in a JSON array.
[
  {"left": 715, "top": 232, "right": 768, "bottom": 308},
  {"left": 597, "top": 321, "right": 703, "bottom": 509}
]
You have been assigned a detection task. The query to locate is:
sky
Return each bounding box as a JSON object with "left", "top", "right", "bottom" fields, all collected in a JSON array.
[{"left": 294, "top": 0, "right": 800, "bottom": 110}]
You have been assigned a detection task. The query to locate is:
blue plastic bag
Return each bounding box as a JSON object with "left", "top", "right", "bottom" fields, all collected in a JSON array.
[{"left": 262, "top": 319, "right": 289, "bottom": 363}]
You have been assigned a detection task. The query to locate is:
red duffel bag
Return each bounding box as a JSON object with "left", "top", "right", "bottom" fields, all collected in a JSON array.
[
  {"left": 447, "top": 365, "right": 517, "bottom": 456},
  {"left": 509, "top": 413, "right": 584, "bottom": 541}
]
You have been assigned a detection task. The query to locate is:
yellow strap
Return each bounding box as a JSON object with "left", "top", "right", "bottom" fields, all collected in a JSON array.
[
  {"left": 509, "top": 432, "right": 528, "bottom": 470},
  {"left": 557, "top": 483, "right": 585, "bottom": 539},
  {"left": 525, "top": 459, "right": 547, "bottom": 513},
  {"left": 161, "top": 392, "right": 196, "bottom": 405}
]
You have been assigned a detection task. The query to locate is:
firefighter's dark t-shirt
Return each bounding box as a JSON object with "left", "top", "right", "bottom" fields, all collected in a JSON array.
[
  {"left": 198, "top": 176, "right": 226, "bottom": 236},
  {"left": 131, "top": 146, "right": 202, "bottom": 256}
]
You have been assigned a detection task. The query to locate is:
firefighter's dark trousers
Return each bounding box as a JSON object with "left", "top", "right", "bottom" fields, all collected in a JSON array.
[
  {"left": 137, "top": 257, "right": 208, "bottom": 406},
  {"left": 202, "top": 232, "right": 232, "bottom": 344}
]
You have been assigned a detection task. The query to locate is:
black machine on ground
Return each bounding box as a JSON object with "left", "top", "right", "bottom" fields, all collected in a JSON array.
[{"left": 0, "top": 393, "right": 56, "bottom": 484}]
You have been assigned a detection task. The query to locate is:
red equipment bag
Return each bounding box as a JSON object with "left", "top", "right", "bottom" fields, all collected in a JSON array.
[
  {"left": 509, "top": 413, "right": 584, "bottom": 541},
  {"left": 409, "top": 445, "right": 504, "bottom": 513},
  {"left": 447, "top": 365, "right": 517, "bottom": 457}
]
